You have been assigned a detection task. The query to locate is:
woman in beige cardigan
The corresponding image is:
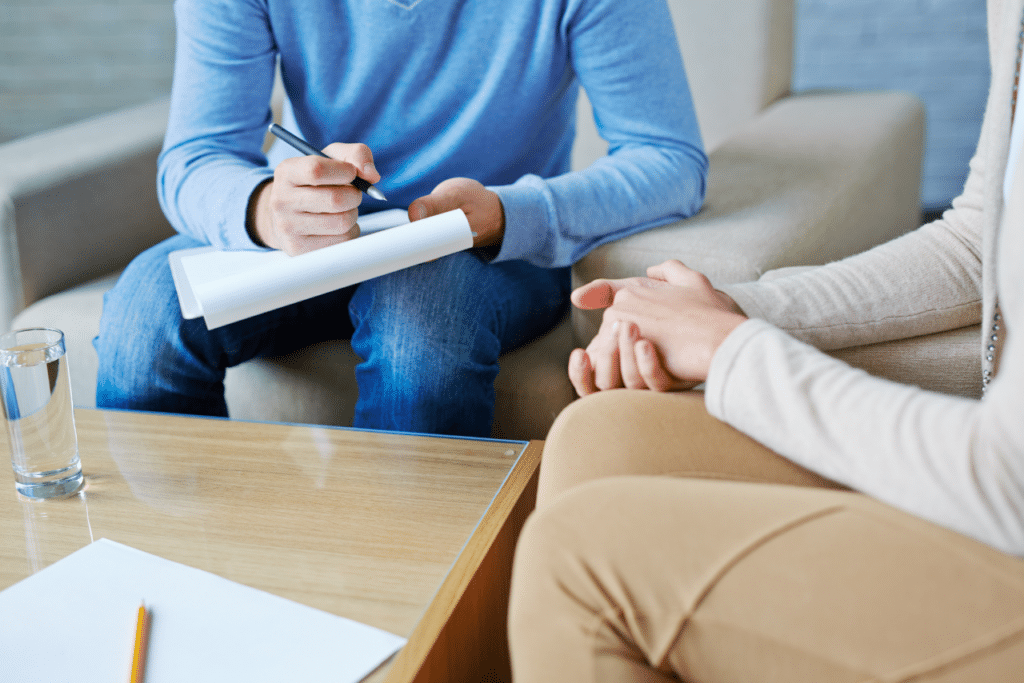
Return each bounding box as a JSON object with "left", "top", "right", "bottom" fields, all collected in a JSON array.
[{"left": 508, "top": 1, "right": 1024, "bottom": 680}]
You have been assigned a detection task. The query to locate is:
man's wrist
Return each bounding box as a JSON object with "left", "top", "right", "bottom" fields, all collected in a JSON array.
[
  {"left": 246, "top": 178, "right": 273, "bottom": 248},
  {"left": 479, "top": 192, "right": 506, "bottom": 248}
]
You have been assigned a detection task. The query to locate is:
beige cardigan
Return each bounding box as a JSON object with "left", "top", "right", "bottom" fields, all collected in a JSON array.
[{"left": 708, "top": 0, "right": 1024, "bottom": 556}]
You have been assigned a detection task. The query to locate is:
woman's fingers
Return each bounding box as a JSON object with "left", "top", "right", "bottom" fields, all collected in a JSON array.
[
  {"left": 568, "top": 348, "right": 598, "bottom": 397},
  {"left": 635, "top": 339, "right": 677, "bottom": 392}
]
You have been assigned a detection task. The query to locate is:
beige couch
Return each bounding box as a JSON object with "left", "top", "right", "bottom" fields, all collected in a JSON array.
[{"left": 3, "top": 0, "right": 954, "bottom": 440}]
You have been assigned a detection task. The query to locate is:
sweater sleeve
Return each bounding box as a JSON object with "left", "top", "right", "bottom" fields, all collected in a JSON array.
[
  {"left": 156, "top": 0, "right": 278, "bottom": 250},
  {"left": 718, "top": 114, "right": 990, "bottom": 350},
  {"left": 490, "top": 0, "right": 707, "bottom": 268},
  {"left": 704, "top": 318, "right": 1024, "bottom": 556}
]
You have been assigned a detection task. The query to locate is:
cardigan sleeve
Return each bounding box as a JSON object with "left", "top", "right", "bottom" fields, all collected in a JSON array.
[
  {"left": 718, "top": 111, "right": 991, "bottom": 350},
  {"left": 704, "top": 317, "right": 1024, "bottom": 556}
]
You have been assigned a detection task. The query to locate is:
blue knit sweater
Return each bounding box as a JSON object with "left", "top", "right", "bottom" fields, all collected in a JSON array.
[{"left": 158, "top": 0, "right": 707, "bottom": 267}]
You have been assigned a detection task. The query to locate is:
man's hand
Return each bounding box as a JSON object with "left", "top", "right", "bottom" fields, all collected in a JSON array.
[
  {"left": 568, "top": 260, "right": 747, "bottom": 397},
  {"left": 408, "top": 178, "right": 505, "bottom": 248},
  {"left": 249, "top": 142, "right": 381, "bottom": 255}
]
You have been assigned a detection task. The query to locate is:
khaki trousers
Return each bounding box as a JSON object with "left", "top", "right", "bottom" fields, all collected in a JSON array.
[{"left": 508, "top": 391, "right": 1024, "bottom": 682}]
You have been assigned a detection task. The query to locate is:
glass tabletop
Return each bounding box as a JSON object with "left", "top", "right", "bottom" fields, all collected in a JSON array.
[{"left": 0, "top": 408, "right": 528, "bottom": 644}]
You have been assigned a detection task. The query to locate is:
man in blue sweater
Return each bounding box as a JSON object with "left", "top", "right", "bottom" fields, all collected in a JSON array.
[{"left": 95, "top": 0, "right": 707, "bottom": 437}]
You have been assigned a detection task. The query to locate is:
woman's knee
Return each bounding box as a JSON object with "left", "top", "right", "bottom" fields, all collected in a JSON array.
[
  {"left": 538, "top": 390, "right": 838, "bottom": 506},
  {"left": 538, "top": 391, "right": 710, "bottom": 505},
  {"left": 511, "top": 484, "right": 611, "bottom": 648}
]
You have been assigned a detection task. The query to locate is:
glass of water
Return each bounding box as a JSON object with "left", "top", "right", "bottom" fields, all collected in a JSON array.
[{"left": 0, "top": 328, "right": 82, "bottom": 498}]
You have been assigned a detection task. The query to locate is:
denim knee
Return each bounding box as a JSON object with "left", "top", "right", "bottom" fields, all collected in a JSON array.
[
  {"left": 347, "top": 253, "right": 567, "bottom": 436},
  {"left": 94, "top": 235, "right": 231, "bottom": 415}
]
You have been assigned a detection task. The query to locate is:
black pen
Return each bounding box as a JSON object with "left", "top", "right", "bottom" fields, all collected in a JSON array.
[{"left": 268, "top": 123, "right": 387, "bottom": 201}]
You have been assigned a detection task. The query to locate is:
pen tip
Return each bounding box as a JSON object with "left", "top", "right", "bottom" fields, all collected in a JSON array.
[{"left": 367, "top": 187, "right": 387, "bottom": 201}]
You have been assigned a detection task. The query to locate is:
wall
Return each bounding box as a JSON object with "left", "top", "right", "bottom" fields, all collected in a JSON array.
[
  {"left": 793, "top": 0, "right": 990, "bottom": 210},
  {"left": 0, "top": 0, "right": 174, "bottom": 145}
]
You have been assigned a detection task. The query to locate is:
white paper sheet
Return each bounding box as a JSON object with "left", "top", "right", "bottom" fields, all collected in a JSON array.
[
  {"left": 0, "top": 538, "right": 406, "bottom": 683},
  {"left": 168, "top": 208, "right": 473, "bottom": 329}
]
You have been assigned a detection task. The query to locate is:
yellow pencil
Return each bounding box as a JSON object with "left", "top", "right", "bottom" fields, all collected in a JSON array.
[{"left": 129, "top": 601, "right": 150, "bottom": 683}]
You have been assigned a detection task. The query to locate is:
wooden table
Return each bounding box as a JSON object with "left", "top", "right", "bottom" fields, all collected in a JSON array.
[{"left": 0, "top": 408, "right": 542, "bottom": 683}]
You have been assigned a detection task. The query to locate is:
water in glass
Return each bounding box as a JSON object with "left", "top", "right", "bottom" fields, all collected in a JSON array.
[{"left": 0, "top": 330, "right": 82, "bottom": 498}]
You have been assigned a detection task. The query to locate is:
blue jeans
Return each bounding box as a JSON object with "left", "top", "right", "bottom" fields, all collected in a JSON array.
[{"left": 95, "top": 235, "right": 570, "bottom": 437}]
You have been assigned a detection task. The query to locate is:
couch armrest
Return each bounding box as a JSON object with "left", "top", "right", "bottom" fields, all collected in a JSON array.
[
  {"left": 829, "top": 325, "right": 981, "bottom": 399},
  {"left": 571, "top": 89, "right": 925, "bottom": 343},
  {"left": 0, "top": 97, "right": 175, "bottom": 331},
  {"left": 732, "top": 266, "right": 981, "bottom": 399}
]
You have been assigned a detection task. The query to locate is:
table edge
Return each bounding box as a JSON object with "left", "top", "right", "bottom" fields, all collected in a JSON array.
[{"left": 382, "top": 440, "right": 543, "bottom": 683}]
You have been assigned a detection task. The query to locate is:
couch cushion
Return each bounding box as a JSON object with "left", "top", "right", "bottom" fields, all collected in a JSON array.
[{"left": 829, "top": 325, "right": 982, "bottom": 400}]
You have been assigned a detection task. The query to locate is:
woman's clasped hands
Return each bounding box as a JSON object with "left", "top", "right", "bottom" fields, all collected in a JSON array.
[{"left": 569, "top": 259, "right": 748, "bottom": 396}]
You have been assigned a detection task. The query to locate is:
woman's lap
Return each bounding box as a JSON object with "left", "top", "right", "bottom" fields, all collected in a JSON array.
[{"left": 511, "top": 390, "right": 1024, "bottom": 682}]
